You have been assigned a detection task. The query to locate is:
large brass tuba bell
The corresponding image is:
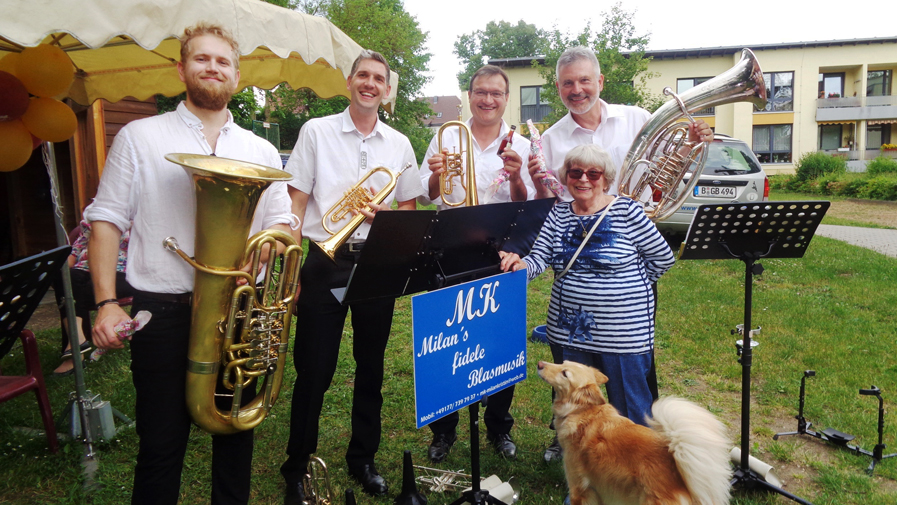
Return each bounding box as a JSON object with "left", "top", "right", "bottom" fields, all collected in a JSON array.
[
  {"left": 315, "top": 163, "right": 413, "bottom": 262},
  {"left": 163, "top": 153, "right": 302, "bottom": 435},
  {"left": 618, "top": 48, "right": 767, "bottom": 221},
  {"left": 437, "top": 120, "right": 478, "bottom": 207}
]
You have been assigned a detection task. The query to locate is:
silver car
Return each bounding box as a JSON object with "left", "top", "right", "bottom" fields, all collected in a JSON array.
[{"left": 655, "top": 134, "right": 769, "bottom": 241}]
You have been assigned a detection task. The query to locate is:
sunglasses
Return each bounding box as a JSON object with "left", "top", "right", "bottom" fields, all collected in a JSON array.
[{"left": 567, "top": 168, "right": 604, "bottom": 181}]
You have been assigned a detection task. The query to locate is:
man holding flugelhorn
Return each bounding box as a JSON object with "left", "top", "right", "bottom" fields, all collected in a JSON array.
[
  {"left": 88, "top": 23, "right": 294, "bottom": 505},
  {"left": 279, "top": 50, "right": 424, "bottom": 503},
  {"left": 418, "top": 65, "right": 535, "bottom": 463}
]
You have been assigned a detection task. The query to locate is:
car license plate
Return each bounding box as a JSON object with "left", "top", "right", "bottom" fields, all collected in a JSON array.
[{"left": 694, "top": 185, "right": 736, "bottom": 198}]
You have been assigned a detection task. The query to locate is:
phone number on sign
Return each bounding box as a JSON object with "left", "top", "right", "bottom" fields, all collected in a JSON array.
[{"left": 434, "top": 394, "right": 478, "bottom": 417}]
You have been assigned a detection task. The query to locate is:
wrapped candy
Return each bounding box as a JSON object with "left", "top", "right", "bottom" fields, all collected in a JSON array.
[
  {"left": 113, "top": 310, "right": 153, "bottom": 341},
  {"left": 484, "top": 126, "right": 516, "bottom": 204},
  {"left": 527, "top": 120, "right": 565, "bottom": 197}
]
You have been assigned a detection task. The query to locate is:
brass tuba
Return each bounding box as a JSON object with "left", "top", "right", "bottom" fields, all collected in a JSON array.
[
  {"left": 163, "top": 153, "right": 302, "bottom": 435},
  {"left": 617, "top": 48, "right": 767, "bottom": 221},
  {"left": 437, "top": 120, "right": 478, "bottom": 207},
  {"left": 316, "top": 163, "right": 413, "bottom": 261}
]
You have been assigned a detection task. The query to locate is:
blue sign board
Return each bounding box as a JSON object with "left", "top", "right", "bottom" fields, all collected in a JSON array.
[{"left": 411, "top": 270, "right": 527, "bottom": 428}]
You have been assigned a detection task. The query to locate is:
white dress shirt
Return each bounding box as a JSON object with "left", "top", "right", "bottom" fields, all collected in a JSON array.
[
  {"left": 85, "top": 102, "right": 293, "bottom": 294},
  {"left": 541, "top": 100, "right": 650, "bottom": 201},
  {"left": 419, "top": 119, "right": 535, "bottom": 209},
  {"left": 285, "top": 107, "right": 424, "bottom": 243}
]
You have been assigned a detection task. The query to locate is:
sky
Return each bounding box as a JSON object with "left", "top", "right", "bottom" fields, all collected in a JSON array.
[{"left": 401, "top": 0, "right": 896, "bottom": 97}]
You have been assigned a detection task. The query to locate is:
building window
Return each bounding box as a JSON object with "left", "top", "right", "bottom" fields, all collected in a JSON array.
[
  {"left": 433, "top": 96, "right": 438, "bottom": 103},
  {"left": 677, "top": 77, "right": 714, "bottom": 115},
  {"left": 520, "top": 86, "right": 551, "bottom": 123},
  {"left": 753, "top": 124, "right": 792, "bottom": 163},
  {"left": 436, "top": 112, "right": 442, "bottom": 118},
  {"left": 819, "top": 124, "right": 842, "bottom": 150},
  {"left": 867, "top": 70, "right": 892, "bottom": 97},
  {"left": 867, "top": 124, "right": 892, "bottom": 149},
  {"left": 762, "top": 72, "right": 794, "bottom": 111},
  {"left": 818, "top": 72, "right": 845, "bottom": 98}
]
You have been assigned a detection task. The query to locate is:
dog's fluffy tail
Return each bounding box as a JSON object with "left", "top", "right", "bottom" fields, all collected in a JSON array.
[{"left": 647, "top": 397, "right": 732, "bottom": 505}]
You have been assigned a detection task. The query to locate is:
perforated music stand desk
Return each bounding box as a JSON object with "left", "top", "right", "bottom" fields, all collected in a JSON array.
[
  {"left": 333, "top": 198, "right": 555, "bottom": 304},
  {"left": 679, "top": 201, "right": 830, "bottom": 505}
]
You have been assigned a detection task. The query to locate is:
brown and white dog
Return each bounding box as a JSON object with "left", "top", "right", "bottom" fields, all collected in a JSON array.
[{"left": 538, "top": 360, "right": 732, "bottom": 505}]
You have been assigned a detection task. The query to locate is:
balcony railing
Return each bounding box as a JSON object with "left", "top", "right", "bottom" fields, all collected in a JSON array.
[{"left": 817, "top": 95, "right": 897, "bottom": 108}]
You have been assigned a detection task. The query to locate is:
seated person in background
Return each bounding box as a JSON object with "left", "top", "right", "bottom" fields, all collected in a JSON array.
[{"left": 52, "top": 219, "right": 133, "bottom": 376}]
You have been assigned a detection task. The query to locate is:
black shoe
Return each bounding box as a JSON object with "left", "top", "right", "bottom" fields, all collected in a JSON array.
[
  {"left": 487, "top": 432, "right": 517, "bottom": 460},
  {"left": 543, "top": 435, "right": 563, "bottom": 462},
  {"left": 60, "top": 341, "right": 92, "bottom": 360},
  {"left": 349, "top": 463, "right": 388, "bottom": 497},
  {"left": 284, "top": 477, "right": 310, "bottom": 505},
  {"left": 428, "top": 432, "right": 457, "bottom": 463}
]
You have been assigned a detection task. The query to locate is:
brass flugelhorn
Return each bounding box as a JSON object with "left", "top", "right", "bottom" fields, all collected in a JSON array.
[
  {"left": 301, "top": 457, "right": 334, "bottom": 505},
  {"left": 316, "top": 163, "right": 413, "bottom": 261},
  {"left": 618, "top": 48, "right": 767, "bottom": 221},
  {"left": 163, "top": 153, "right": 302, "bottom": 435},
  {"left": 437, "top": 120, "right": 478, "bottom": 207}
]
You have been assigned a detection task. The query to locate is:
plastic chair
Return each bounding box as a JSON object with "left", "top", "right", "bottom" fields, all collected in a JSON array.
[{"left": 0, "top": 246, "right": 71, "bottom": 453}]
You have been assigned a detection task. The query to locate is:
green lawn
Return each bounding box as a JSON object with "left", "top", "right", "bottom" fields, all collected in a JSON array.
[{"left": 1, "top": 236, "right": 896, "bottom": 504}]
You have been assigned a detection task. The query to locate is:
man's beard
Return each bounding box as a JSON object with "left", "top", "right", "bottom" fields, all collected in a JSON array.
[
  {"left": 563, "top": 93, "right": 598, "bottom": 115},
  {"left": 187, "top": 78, "right": 234, "bottom": 111}
]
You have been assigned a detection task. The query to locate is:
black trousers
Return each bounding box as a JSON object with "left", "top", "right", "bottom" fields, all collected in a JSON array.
[
  {"left": 129, "top": 297, "right": 254, "bottom": 505},
  {"left": 428, "top": 385, "right": 515, "bottom": 437},
  {"left": 281, "top": 244, "right": 396, "bottom": 484}
]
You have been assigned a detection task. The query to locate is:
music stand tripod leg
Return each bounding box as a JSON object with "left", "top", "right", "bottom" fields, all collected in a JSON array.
[{"left": 446, "top": 400, "right": 506, "bottom": 505}]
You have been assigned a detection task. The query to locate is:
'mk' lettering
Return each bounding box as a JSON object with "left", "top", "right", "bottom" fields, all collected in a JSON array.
[{"left": 445, "top": 281, "right": 500, "bottom": 327}]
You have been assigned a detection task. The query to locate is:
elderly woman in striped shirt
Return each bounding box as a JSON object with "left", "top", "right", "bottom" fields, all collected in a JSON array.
[{"left": 500, "top": 144, "right": 675, "bottom": 426}]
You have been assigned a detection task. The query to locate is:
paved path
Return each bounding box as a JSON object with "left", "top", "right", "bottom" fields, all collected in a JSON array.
[{"left": 815, "top": 224, "right": 897, "bottom": 258}]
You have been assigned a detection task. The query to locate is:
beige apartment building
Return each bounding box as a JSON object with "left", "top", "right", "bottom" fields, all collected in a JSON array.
[{"left": 482, "top": 37, "right": 897, "bottom": 175}]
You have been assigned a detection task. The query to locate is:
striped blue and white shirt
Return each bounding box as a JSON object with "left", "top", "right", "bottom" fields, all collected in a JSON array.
[{"left": 523, "top": 198, "right": 675, "bottom": 354}]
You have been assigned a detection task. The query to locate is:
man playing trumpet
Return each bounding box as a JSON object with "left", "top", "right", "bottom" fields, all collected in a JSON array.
[{"left": 280, "top": 50, "right": 425, "bottom": 503}]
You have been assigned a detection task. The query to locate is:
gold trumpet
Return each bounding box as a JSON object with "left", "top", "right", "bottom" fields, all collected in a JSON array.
[
  {"left": 316, "top": 163, "right": 413, "bottom": 261},
  {"left": 437, "top": 120, "right": 478, "bottom": 207}
]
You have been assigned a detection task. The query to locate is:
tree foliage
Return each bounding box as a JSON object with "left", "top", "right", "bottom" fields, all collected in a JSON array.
[
  {"left": 314, "top": 0, "right": 434, "bottom": 161},
  {"left": 453, "top": 20, "right": 547, "bottom": 90},
  {"left": 536, "top": 2, "right": 660, "bottom": 125}
]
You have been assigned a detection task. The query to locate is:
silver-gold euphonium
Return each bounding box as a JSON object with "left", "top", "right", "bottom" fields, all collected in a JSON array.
[
  {"left": 437, "top": 120, "right": 478, "bottom": 207},
  {"left": 316, "top": 163, "right": 413, "bottom": 261},
  {"left": 618, "top": 48, "right": 767, "bottom": 221},
  {"left": 163, "top": 153, "right": 302, "bottom": 435}
]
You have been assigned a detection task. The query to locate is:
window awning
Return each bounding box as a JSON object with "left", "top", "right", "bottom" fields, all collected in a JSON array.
[
  {"left": 818, "top": 121, "right": 856, "bottom": 125},
  {"left": 868, "top": 119, "right": 897, "bottom": 125}
]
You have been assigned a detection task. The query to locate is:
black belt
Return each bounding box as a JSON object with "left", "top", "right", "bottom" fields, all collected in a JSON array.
[
  {"left": 339, "top": 242, "right": 364, "bottom": 254},
  {"left": 133, "top": 290, "right": 193, "bottom": 305}
]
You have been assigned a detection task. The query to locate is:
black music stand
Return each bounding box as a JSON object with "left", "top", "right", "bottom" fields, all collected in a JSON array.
[
  {"left": 679, "top": 201, "right": 830, "bottom": 505},
  {"left": 331, "top": 198, "right": 555, "bottom": 303}
]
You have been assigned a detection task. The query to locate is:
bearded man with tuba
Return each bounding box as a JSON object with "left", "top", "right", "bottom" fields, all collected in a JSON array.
[
  {"left": 524, "top": 46, "right": 714, "bottom": 463},
  {"left": 279, "top": 50, "right": 425, "bottom": 503},
  {"left": 87, "top": 24, "right": 296, "bottom": 505}
]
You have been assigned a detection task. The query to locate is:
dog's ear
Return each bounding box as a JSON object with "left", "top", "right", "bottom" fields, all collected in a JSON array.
[{"left": 593, "top": 368, "right": 609, "bottom": 385}]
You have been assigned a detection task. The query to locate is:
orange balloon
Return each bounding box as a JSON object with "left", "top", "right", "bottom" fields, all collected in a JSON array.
[
  {"left": 16, "top": 44, "right": 74, "bottom": 97},
  {"left": 0, "top": 71, "right": 30, "bottom": 121},
  {"left": 0, "top": 120, "right": 33, "bottom": 172},
  {"left": 21, "top": 97, "right": 77, "bottom": 143},
  {"left": 0, "top": 52, "right": 21, "bottom": 76}
]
